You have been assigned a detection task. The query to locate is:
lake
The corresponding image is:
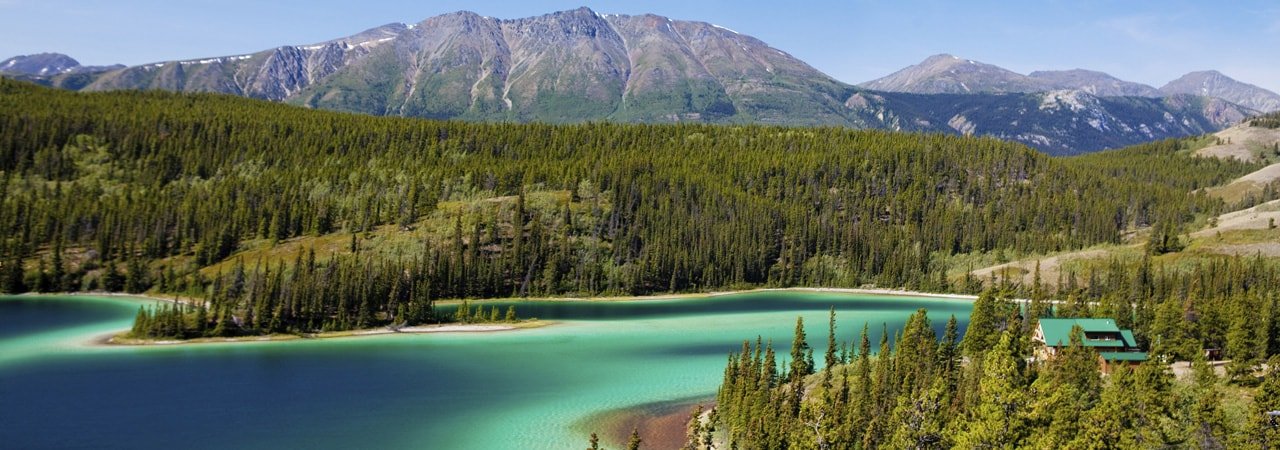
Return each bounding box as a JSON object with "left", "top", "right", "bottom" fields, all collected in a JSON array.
[{"left": 0, "top": 291, "right": 972, "bottom": 449}]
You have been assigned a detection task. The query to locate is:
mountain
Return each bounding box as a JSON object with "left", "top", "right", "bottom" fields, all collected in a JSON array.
[
  {"left": 1160, "top": 70, "right": 1280, "bottom": 113},
  {"left": 864, "top": 56, "right": 1280, "bottom": 112},
  {"left": 0, "top": 8, "right": 1258, "bottom": 154},
  {"left": 83, "top": 23, "right": 406, "bottom": 101},
  {"left": 859, "top": 53, "right": 1047, "bottom": 94},
  {"left": 288, "top": 9, "right": 860, "bottom": 125},
  {"left": 0, "top": 52, "right": 122, "bottom": 76},
  {"left": 855, "top": 54, "right": 1161, "bottom": 97},
  {"left": 1, "top": 53, "right": 81, "bottom": 76},
  {"left": 847, "top": 90, "right": 1250, "bottom": 154},
  {"left": 70, "top": 8, "right": 857, "bottom": 126},
  {"left": 1027, "top": 69, "right": 1160, "bottom": 97}
]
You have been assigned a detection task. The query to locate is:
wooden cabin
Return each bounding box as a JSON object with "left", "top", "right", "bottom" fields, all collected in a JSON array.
[{"left": 1034, "top": 318, "right": 1148, "bottom": 373}]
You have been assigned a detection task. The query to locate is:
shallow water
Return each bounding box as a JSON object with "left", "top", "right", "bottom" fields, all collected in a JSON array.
[{"left": 0, "top": 292, "right": 971, "bottom": 449}]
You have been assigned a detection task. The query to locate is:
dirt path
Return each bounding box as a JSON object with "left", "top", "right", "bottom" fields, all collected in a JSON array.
[
  {"left": 968, "top": 247, "right": 1123, "bottom": 287},
  {"left": 1191, "top": 199, "right": 1280, "bottom": 238}
]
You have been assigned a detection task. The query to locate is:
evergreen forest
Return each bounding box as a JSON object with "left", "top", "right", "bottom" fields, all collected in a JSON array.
[
  {"left": 707, "top": 253, "right": 1280, "bottom": 449},
  {"left": 0, "top": 78, "right": 1262, "bottom": 340}
]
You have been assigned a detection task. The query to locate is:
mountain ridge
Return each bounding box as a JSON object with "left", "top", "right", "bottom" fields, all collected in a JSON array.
[
  {"left": 1160, "top": 70, "right": 1280, "bottom": 114},
  {"left": 0, "top": 52, "right": 123, "bottom": 76},
  {"left": 862, "top": 54, "right": 1279, "bottom": 113},
  {"left": 0, "top": 8, "right": 1262, "bottom": 155}
]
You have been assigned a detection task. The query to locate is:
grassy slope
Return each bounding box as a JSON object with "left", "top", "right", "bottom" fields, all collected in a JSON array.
[
  {"left": 966, "top": 130, "right": 1280, "bottom": 289},
  {"left": 188, "top": 188, "right": 594, "bottom": 276}
]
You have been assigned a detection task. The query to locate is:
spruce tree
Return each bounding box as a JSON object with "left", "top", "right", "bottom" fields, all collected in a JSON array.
[
  {"left": 627, "top": 428, "right": 642, "bottom": 450},
  {"left": 680, "top": 405, "right": 704, "bottom": 450},
  {"left": 789, "top": 316, "right": 812, "bottom": 382},
  {"left": 1187, "top": 352, "right": 1229, "bottom": 449},
  {"left": 102, "top": 263, "right": 125, "bottom": 292},
  {"left": 1247, "top": 356, "right": 1280, "bottom": 447},
  {"left": 954, "top": 331, "right": 1028, "bottom": 449},
  {"left": 3, "top": 254, "right": 27, "bottom": 294}
]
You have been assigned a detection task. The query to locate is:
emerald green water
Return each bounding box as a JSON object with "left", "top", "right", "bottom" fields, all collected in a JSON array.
[{"left": 0, "top": 292, "right": 971, "bottom": 449}]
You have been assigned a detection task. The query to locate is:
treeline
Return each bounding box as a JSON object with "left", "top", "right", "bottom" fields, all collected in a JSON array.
[
  {"left": 1251, "top": 111, "right": 1280, "bottom": 129},
  {"left": 126, "top": 250, "right": 524, "bottom": 339},
  {"left": 0, "top": 79, "right": 1260, "bottom": 336},
  {"left": 715, "top": 283, "right": 1280, "bottom": 449},
  {"left": 989, "top": 253, "right": 1280, "bottom": 378}
]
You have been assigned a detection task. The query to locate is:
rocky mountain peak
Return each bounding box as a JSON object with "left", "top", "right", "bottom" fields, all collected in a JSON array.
[
  {"left": 2, "top": 9, "right": 1263, "bottom": 155},
  {"left": 860, "top": 53, "right": 1045, "bottom": 94},
  {"left": 1161, "top": 71, "right": 1280, "bottom": 113},
  {"left": 0, "top": 53, "right": 81, "bottom": 76},
  {"left": 1027, "top": 69, "right": 1160, "bottom": 97}
]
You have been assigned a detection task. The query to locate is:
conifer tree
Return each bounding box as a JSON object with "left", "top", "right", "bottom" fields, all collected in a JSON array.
[
  {"left": 1246, "top": 356, "right": 1280, "bottom": 447},
  {"left": 627, "top": 428, "right": 642, "bottom": 450},
  {"left": 2, "top": 253, "right": 26, "bottom": 294},
  {"left": 680, "top": 405, "right": 704, "bottom": 450},
  {"left": 789, "top": 316, "right": 812, "bottom": 382},
  {"left": 954, "top": 331, "right": 1029, "bottom": 449},
  {"left": 1187, "top": 352, "right": 1229, "bottom": 449}
]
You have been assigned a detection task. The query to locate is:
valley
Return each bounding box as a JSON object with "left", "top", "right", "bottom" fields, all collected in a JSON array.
[
  {"left": 4, "top": 8, "right": 1276, "bottom": 155},
  {"left": 3, "top": 3, "right": 1280, "bottom": 448}
]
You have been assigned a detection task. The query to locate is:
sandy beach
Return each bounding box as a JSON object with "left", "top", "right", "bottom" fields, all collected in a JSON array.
[
  {"left": 440, "top": 286, "right": 979, "bottom": 304},
  {"left": 101, "top": 320, "right": 552, "bottom": 346}
]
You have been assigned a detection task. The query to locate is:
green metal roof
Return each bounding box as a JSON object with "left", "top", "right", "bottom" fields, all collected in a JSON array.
[
  {"left": 1119, "top": 330, "right": 1138, "bottom": 348},
  {"left": 1038, "top": 318, "right": 1122, "bottom": 347},
  {"left": 1099, "top": 351, "right": 1148, "bottom": 362}
]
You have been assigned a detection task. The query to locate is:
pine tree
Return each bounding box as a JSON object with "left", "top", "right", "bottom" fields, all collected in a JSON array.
[
  {"left": 961, "top": 290, "right": 1011, "bottom": 358},
  {"left": 1187, "top": 352, "right": 1229, "bottom": 449},
  {"left": 887, "top": 376, "right": 950, "bottom": 449},
  {"left": 130, "top": 306, "right": 149, "bottom": 337},
  {"left": 3, "top": 253, "right": 27, "bottom": 294},
  {"left": 102, "top": 263, "right": 125, "bottom": 292},
  {"left": 680, "top": 405, "right": 704, "bottom": 450},
  {"left": 627, "top": 428, "right": 642, "bottom": 450},
  {"left": 1247, "top": 356, "right": 1280, "bottom": 447},
  {"left": 823, "top": 307, "right": 837, "bottom": 390},
  {"left": 954, "top": 331, "right": 1028, "bottom": 449},
  {"left": 124, "top": 257, "right": 149, "bottom": 293},
  {"left": 789, "top": 316, "right": 813, "bottom": 382},
  {"left": 34, "top": 259, "right": 51, "bottom": 292}
]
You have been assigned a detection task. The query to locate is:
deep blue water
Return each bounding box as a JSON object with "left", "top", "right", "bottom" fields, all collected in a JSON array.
[{"left": 0, "top": 292, "right": 972, "bottom": 449}]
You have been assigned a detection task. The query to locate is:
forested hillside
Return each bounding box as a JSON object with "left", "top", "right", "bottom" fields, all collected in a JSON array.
[
  {"left": 702, "top": 134, "right": 1280, "bottom": 449},
  {"left": 0, "top": 79, "right": 1259, "bottom": 337},
  {"left": 710, "top": 250, "right": 1280, "bottom": 448}
]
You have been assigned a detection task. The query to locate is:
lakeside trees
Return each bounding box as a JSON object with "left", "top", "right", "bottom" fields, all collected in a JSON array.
[
  {"left": 0, "top": 79, "right": 1260, "bottom": 337},
  {"left": 715, "top": 279, "right": 1280, "bottom": 449}
]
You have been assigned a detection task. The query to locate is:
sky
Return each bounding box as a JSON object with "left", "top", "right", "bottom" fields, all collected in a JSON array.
[{"left": 1, "top": 0, "right": 1278, "bottom": 92}]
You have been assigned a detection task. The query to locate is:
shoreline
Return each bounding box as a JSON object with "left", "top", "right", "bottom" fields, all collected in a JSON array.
[
  {"left": 20, "top": 285, "right": 977, "bottom": 306},
  {"left": 576, "top": 396, "right": 716, "bottom": 450},
  {"left": 100, "top": 320, "right": 553, "bottom": 347},
  {"left": 14, "top": 286, "right": 977, "bottom": 347},
  {"left": 439, "top": 286, "right": 979, "bottom": 304}
]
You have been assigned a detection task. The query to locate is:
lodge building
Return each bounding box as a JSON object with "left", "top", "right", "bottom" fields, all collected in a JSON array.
[{"left": 1033, "top": 318, "right": 1148, "bottom": 373}]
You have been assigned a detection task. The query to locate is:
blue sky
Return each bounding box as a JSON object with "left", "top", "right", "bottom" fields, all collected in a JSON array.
[{"left": 2, "top": 0, "right": 1277, "bottom": 92}]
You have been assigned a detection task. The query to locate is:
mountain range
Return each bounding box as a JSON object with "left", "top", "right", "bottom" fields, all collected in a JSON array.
[
  {"left": 861, "top": 53, "right": 1280, "bottom": 113},
  {"left": 2, "top": 7, "right": 1274, "bottom": 155}
]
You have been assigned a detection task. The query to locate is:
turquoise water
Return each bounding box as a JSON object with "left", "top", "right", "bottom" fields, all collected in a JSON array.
[{"left": 0, "top": 292, "right": 972, "bottom": 449}]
